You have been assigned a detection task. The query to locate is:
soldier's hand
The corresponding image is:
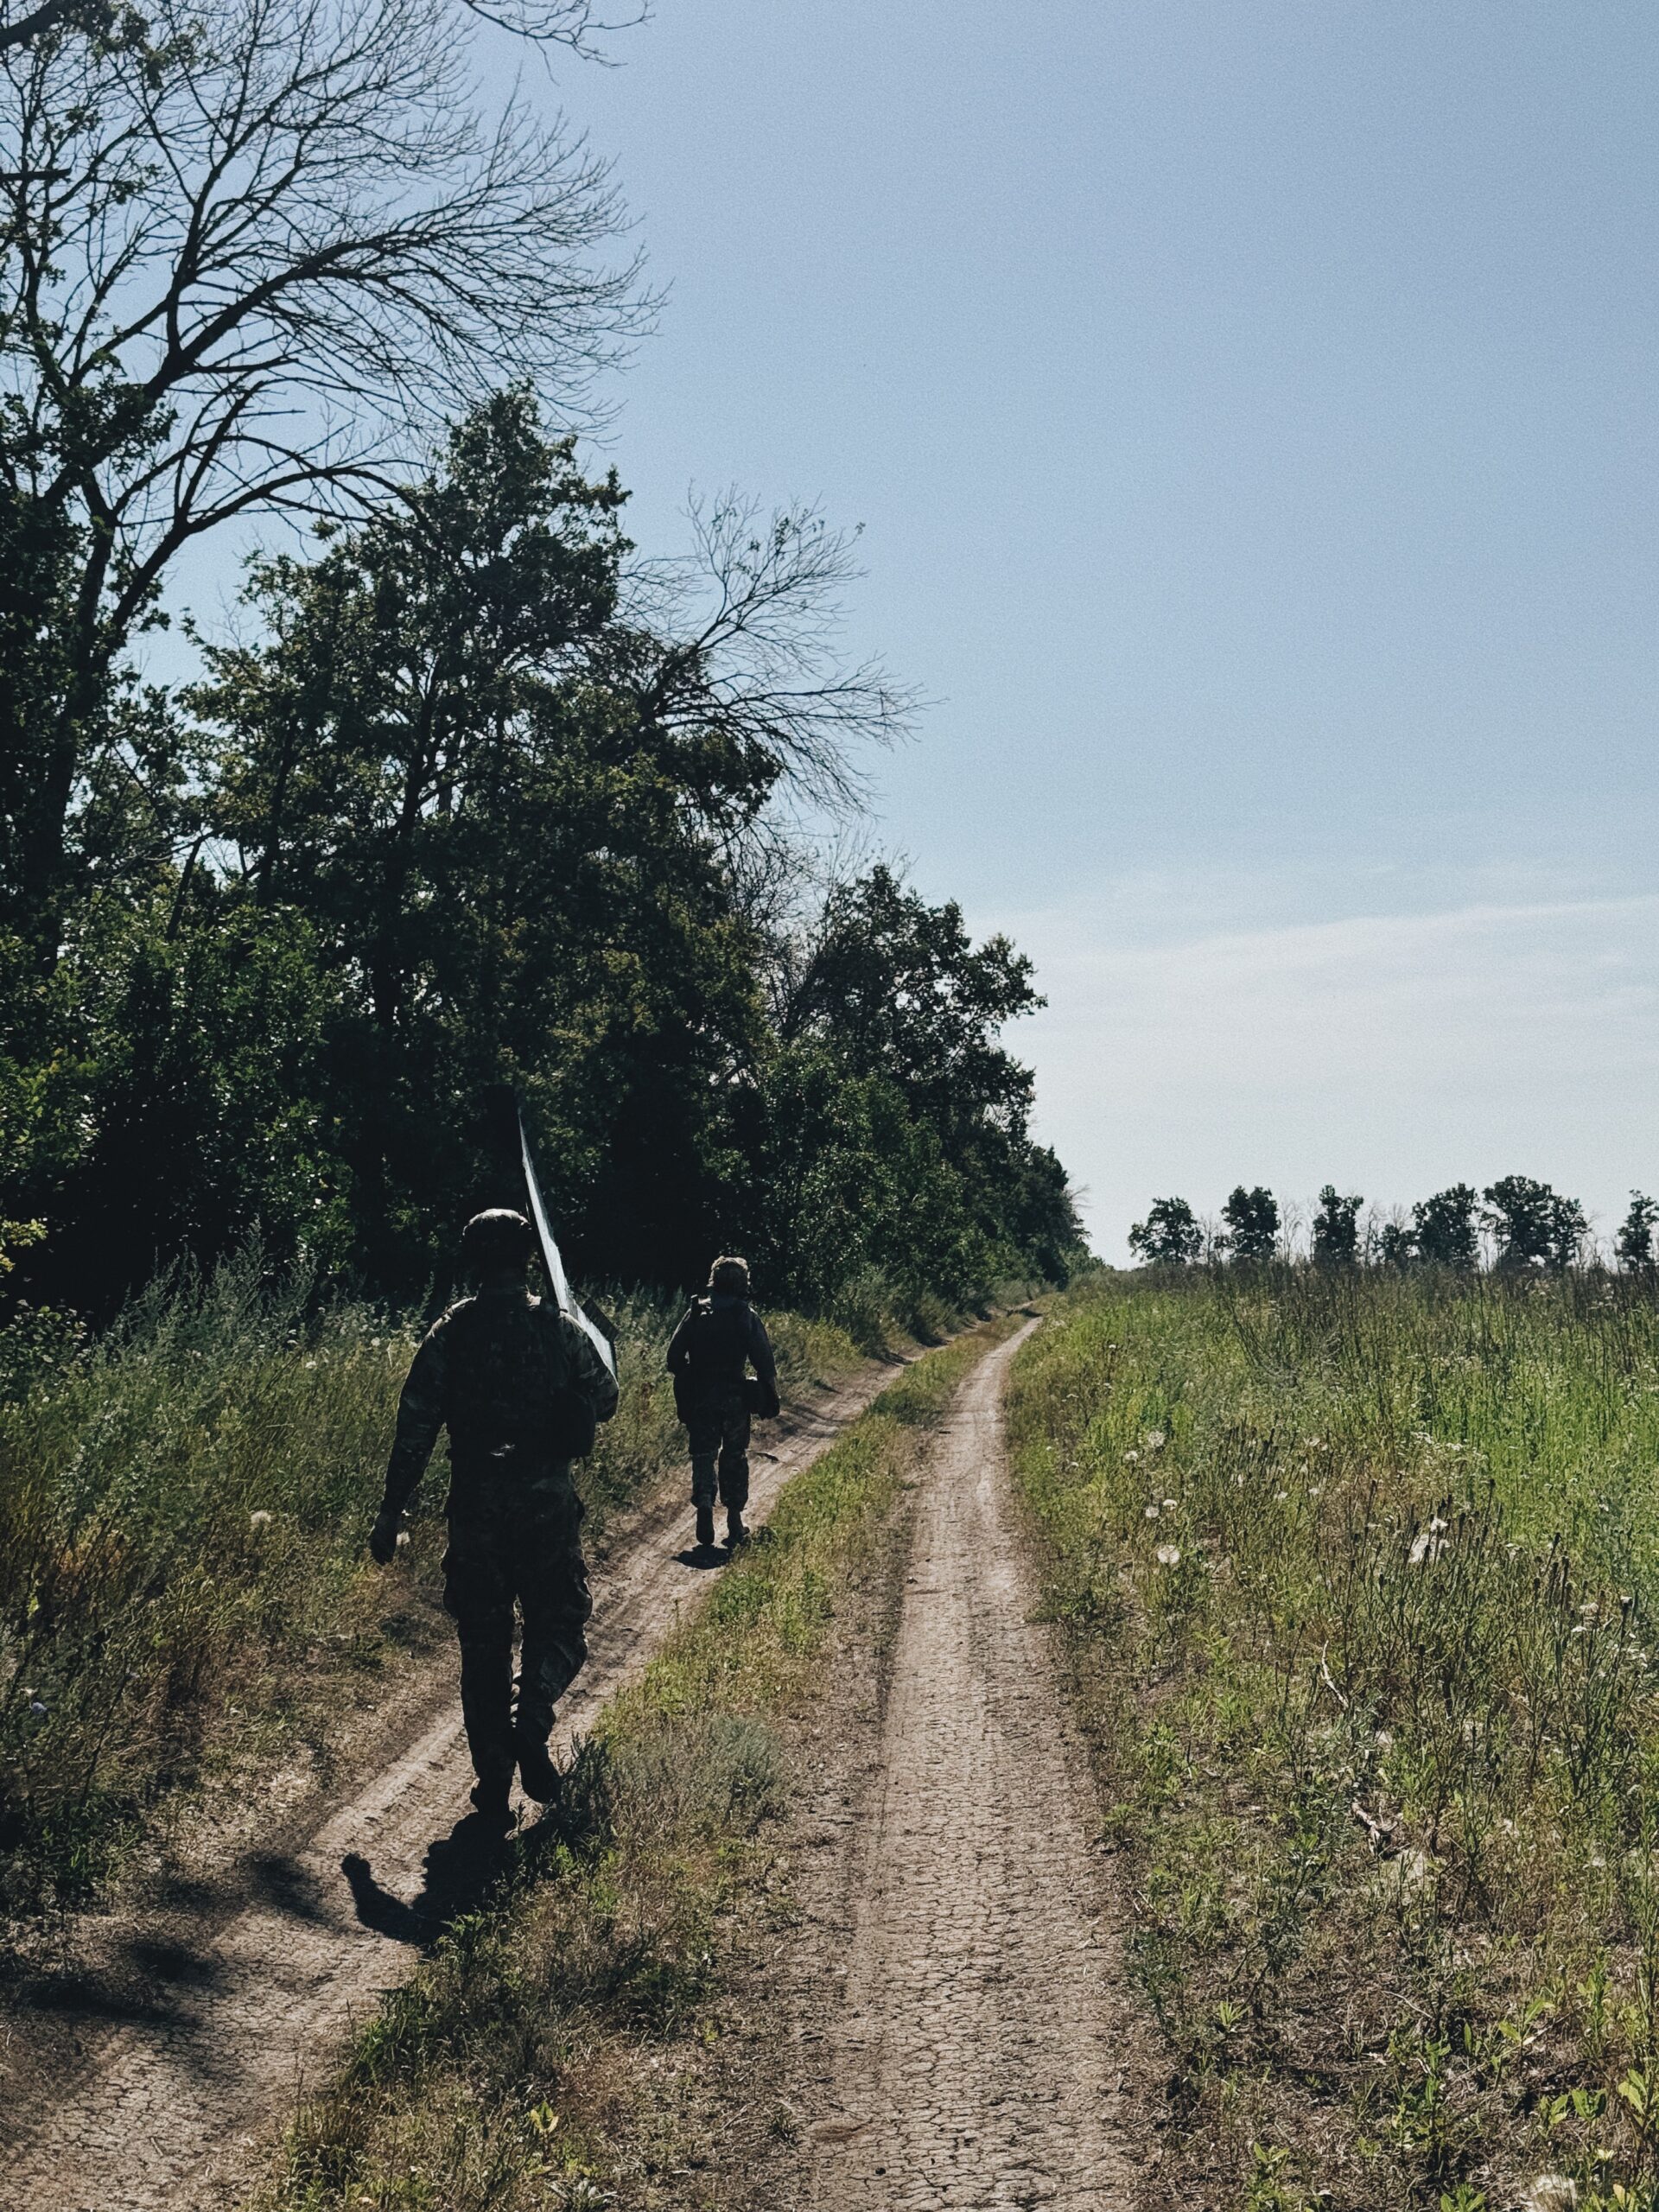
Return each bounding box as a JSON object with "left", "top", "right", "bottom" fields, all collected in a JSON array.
[{"left": 368, "top": 1509, "right": 401, "bottom": 1566}]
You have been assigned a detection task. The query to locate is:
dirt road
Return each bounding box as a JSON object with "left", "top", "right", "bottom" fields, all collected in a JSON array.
[
  {"left": 0, "top": 1365, "right": 895, "bottom": 2212},
  {"left": 807, "top": 1322, "right": 1139, "bottom": 2210}
]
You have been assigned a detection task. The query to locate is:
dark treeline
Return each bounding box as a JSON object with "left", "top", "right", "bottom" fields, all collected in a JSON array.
[
  {"left": 0, "top": 0, "right": 1082, "bottom": 1321},
  {"left": 1129, "top": 1179, "right": 1659, "bottom": 1271}
]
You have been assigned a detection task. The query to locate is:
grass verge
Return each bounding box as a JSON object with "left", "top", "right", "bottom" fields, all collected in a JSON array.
[
  {"left": 1007, "top": 1268, "right": 1659, "bottom": 2212},
  {"left": 245, "top": 1317, "right": 1014, "bottom": 2212},
  {"left": 0, "top": 1255, "right": 860, "bottom": 1921}
]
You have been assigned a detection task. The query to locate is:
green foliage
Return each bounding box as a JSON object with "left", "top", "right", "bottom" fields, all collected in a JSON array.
[
  {"left": 1414, "top": 1182, "right": 1481, "bottom": 1268},
  {"left": 3, "top": 395, "right": 1077, "bottom": 1317},
  {"left": 1484, "top": 1174, "right": 1592, "bottom": 1273},
  {"left": 1222, "top": 1183, "right": 1280, "bottom": 1263},
  {"left": 1129, "top": 1195, "right": 1203, "bottom": 1266},
  {"left": 1619, "top": 1195, "right": 1659, "bottom": 1273},
  {"left": 1008, "top": 1270, "right": 1659, "bottom": 2208},
  {"left": 1313, "top": 1183, "right": 1363, "bottom": 1266}
]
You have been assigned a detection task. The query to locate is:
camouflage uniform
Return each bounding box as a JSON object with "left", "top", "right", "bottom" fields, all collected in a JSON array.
[
  {"left": 380, "top": 1287, "right": 618, "bottom": 1792},
  {"left": 665, "top": 1294, "right": 779, "bottom": 1514}
]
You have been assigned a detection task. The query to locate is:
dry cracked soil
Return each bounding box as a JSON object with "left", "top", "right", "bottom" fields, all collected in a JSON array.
[{"left": 3, "top": 1322, "right": 1147, "bottom": 2212}]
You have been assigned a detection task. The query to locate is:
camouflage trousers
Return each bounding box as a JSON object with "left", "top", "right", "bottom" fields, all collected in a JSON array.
[
  {"left": 442, "top": 1467, "right": 592, "bottom": 1789},
  {"left": 685, "top": 1395, "right": 751, "bottom": 1513}
]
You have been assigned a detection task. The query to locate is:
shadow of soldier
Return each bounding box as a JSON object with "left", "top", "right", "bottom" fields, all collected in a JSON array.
[{"left": 340, "top": 1811, "right": 514, "bottom": 1946}]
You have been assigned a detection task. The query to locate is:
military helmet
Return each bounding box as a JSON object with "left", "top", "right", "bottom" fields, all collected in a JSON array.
[
  {"left": 708, "top": 1254, "right": 751, "bottom": 1294},
  {"left": 461, "top": 1208, "right": 537, "bottom": 1273}
]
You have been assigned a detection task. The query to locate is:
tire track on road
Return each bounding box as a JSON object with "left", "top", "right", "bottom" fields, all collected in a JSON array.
[{"left": 810, "top": 1322, "right": 1139, "bottom": 2211}]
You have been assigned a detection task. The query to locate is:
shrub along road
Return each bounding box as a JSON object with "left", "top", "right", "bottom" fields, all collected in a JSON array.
[{"left": 0, "top": 1366, "right": 897, "bottom": 2212}]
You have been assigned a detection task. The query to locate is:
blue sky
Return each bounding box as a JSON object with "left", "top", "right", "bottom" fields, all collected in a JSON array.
[
  {"left": 550, "top": 1, "right": 1658, "bottom": 1256},
  {"left": 183, "top": 3, "right": 1659, "bottom": 1256}
]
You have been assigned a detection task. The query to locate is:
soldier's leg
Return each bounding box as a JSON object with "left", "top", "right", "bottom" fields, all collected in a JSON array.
[
  {"left": 686, "top": 1413, "right": 720, "bottom": 1546},
  {"left": 513, "top": 1477, "right": 594, "bottom": 1800},
  {"left": 718, "top": 1405, "right": 752, "bottom": 1540},
  {"left": 442, "top": 1522, "right": 516, "bottom": 1802}
]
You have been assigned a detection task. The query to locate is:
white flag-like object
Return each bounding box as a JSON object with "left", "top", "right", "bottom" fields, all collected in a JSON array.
[{"left": 519, "top": 1106, "right": 616, "bottom": 1381}]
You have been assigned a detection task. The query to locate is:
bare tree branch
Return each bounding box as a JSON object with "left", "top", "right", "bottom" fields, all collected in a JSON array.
[
  {"left": 619, "top": 493, "right": 920, "bottom": 820},
  {"left": 0, "top": 0, "right": 652, "bottom": 943}
]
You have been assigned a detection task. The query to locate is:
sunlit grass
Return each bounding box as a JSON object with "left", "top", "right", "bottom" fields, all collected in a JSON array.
[{"left": 1008, "top": 1268, "right": 1659, "bottom": 2212}]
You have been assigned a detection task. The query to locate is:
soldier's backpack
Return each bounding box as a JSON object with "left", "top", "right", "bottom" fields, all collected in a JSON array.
[
  {"left": 671, "top": 1295, "right": 753, "bottom": 1421},
  {"left": 445, "top": 1295, "right": 598, "bottom": 1467}
]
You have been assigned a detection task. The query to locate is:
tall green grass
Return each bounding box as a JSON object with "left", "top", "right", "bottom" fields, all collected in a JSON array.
[
  {"left": 0, "top": 1257, "right": 858, "bottom": 1918},
  {"left": 1008, "top": 1268, "right": 1659, "bottom": 2212}
]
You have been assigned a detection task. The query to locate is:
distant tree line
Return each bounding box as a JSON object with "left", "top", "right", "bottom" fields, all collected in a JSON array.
[
  {"left": 0, "top": 0, "right": 1083, "bottom": 1318},
  {"left": 1129, "top": 1181, "right": 1659, "bottom": 1272}
]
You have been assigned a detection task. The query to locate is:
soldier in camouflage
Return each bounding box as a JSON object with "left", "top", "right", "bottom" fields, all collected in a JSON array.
[
  {"left": 666, "top": 1255, "right": 779, "bottom": 1551},
  {"left": 370, "top": 1209, "right": 618, "bottom": 1827}
]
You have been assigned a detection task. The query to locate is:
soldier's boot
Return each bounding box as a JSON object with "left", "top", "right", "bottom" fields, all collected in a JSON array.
[
  {"left": 725, "top": 1509, "right": 747, "bottom": 1547},
  {"left": 696, "top": 1503, "right": 716, "bottom": 1548},
  {"left": 469, "top": 1776, "right": 514, "bottom": 1829},
  {"left": 517, "top": 1735, "right": 562, "bottom": 1806}
]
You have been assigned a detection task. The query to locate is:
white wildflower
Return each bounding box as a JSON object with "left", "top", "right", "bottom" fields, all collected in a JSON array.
[
  {"left": 249, "top": 1510, "right": 273, "bottom": 1531},
  {"left": 1143, "top": 1503, "right": 1161, "bottom": 1521},
  {"left": 1274, "top": 1490, "right": 1290, "bottom": 1504},
  {"left": 1154, "top": 1543, "right": 1182, "bottom": 1568},
  {"left": 395, "top": 1530, "right": 410, "bottom": 1549},
  {"left": 1122, "top": 1449, "right": 1140, "bottom": 1464},
  {"left": 1408, "top": 1516, "right": 1449, "bottom": 1566},
  {"left": 1145, "top": 1429, "right": 1166, "bottom": 1451}
]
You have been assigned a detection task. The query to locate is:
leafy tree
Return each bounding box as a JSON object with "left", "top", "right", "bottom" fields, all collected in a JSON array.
[
  {"left": 0, "top": 0, "right": 642, "bottom": 961},
  {"left": 1377, "top": 1221, "right": 1415, "bottom": 1269},
  {"left": 1482, "top": 1175, "right": 1587, "bottom": 1274},
  {"left": 1221, "top": 1185, "right": 1279, "bottom": 1264},
  {"left": 1312, "top": 1185, "right": 1363, "bottom": 1267},
  {"left": 1617, "top": 1192, "right": 1659, "bottom": 1271},
  {"left": 1411, "top": 1185, "right": 1479, "bottom": 1270},
  {"left": 1128, "top": 1197, "right": 1202, "bottom": 1267}
]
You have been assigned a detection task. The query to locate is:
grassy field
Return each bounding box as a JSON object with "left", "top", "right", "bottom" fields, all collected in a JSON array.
[
  {"left": 0, "top": 1255, "right": 858, "bottom": 1920},
  {"left": 245, "top": 1319, "right": 1015, "bottom": 2212},
  {"left": 1007, "top": 1267, "right": 1659, "bottom": 2212}
]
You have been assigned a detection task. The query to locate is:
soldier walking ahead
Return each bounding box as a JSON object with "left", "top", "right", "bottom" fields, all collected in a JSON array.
[
  {"left": 370, "top": 1210, "right": 618, "bottom": 1827},
  {"left": 666, "top": 1255, "right": 779, "bottom": 1552}
]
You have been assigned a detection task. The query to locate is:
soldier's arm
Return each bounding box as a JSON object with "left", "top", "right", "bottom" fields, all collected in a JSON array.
[
  {"left": 747, "top": 1308, "right": 780, "bottom": 1414},
  {"left": 379, "top": 1323, "right": 448, "bottom": 1522},
  {"left": 569, "top": 1315, "right": 620, "bottom": 1424},
  {"left": 747, "top": 1307, "right": 779, "bottom": 1389}
]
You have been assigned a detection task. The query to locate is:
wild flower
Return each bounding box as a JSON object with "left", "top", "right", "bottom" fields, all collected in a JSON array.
[
  {"left": 1143, "top": 1503, "right": 1161, "bottom": 1520},
  {"left": 1122, "top": 1448, "right": 1139, "bottom": 1464},
  {"left": 1162, "top": 1497, "right": 1177, "bottom": 1510},
  {"left": 1144, "top": 1428, "right": 1166, "bottom": 1451},
  {"left": 1154, "top": 1543, "right": 1181, "bottom": 1568},
  {"left": 1522, "top": 2178, "right": 1578, "bottom": 2212},
  {"left": 249, "top": 1510, "right": 273, "bottom": 1531},
  {"left": 1408, "top": 1516, "right": 1449, "bottom": 1565}
]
